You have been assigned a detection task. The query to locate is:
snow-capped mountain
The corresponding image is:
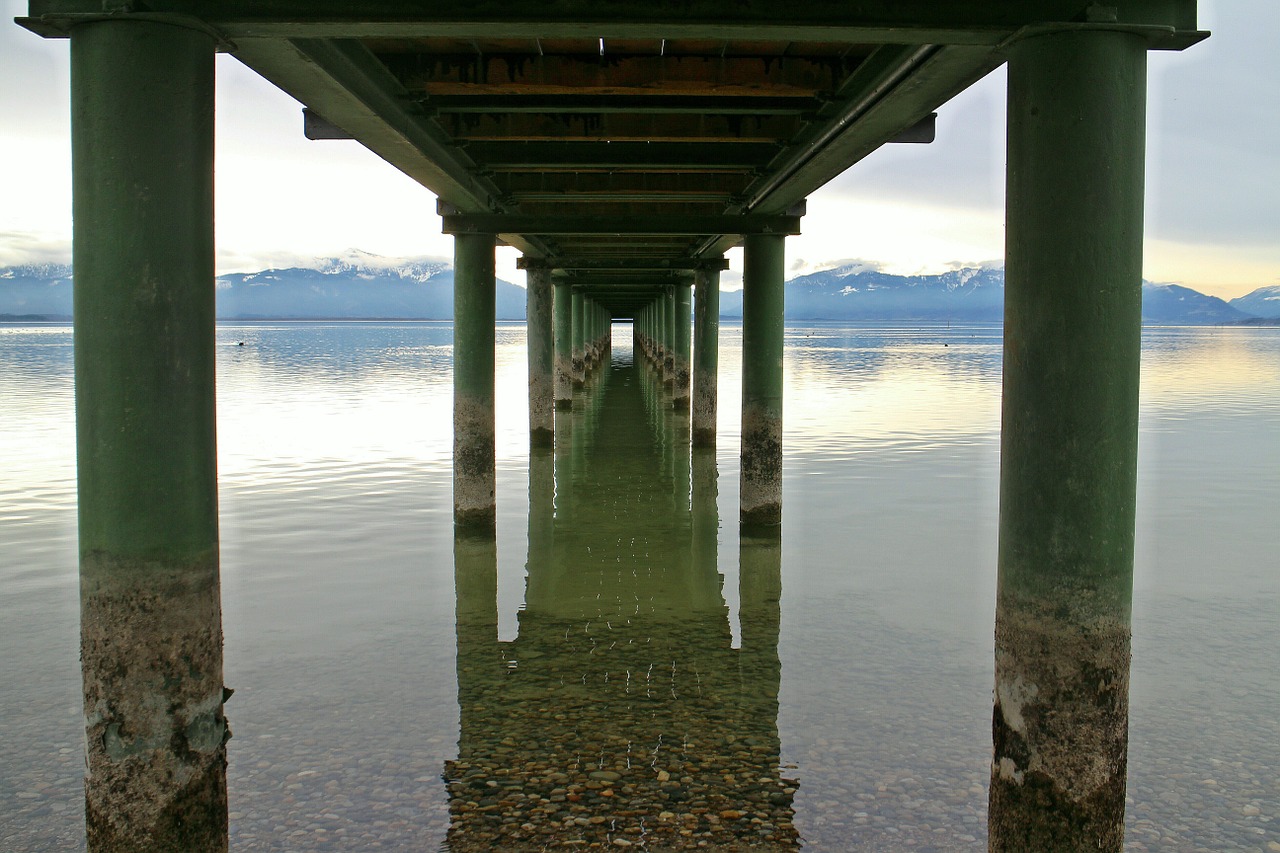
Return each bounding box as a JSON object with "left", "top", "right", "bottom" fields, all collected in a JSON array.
[
  {"left": 719, "top": 266, "right": 1251, "bottom": 324},
  {"left": 1229, "top": 285, "right": 1280, "bottom": 319},
  {"left": 0, "top": 255, "right": 1268, "bottom": 324}
]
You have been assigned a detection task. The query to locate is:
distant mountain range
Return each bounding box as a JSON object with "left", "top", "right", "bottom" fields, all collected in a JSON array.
[
  {"left": 719, "top": 264, "right": 1267, "bottom": 324},
  {"left": 2, "top": 253, "right": 1276, "bottom": 325}
]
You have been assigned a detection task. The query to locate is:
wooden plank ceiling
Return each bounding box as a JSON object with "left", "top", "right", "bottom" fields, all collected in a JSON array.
[{"left": 21, "top": 2, "right": 1206, "bottom": 316}]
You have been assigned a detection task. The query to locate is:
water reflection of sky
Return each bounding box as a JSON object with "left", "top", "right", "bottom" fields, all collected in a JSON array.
[{"left": 0, "top": 321, "right": 1277, "bottom": 851}]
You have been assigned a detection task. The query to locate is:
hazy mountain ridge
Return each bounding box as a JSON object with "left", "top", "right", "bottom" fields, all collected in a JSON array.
[
  {"left": 1229, "top": 284, "right": 1280, "bottom": 318},
  {"left": 0, "top": 257, "right": 1270, "bottom": 324},
  {"left": 720, "top": 267, "right": 1252, "bottom": 324}
]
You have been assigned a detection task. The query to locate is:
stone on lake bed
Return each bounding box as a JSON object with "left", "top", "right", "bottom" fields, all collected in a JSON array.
[{"left": 590, "top": 770, "right": 622, "bottom": 782}]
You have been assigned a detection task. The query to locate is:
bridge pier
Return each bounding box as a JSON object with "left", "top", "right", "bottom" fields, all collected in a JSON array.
[
  {"left": 990, "top": 29, "right": 1148, "bottom": 853},
  {"left": 70, "top": 19, "right": 228, "bottom": 852},
  {"left": 571, "top": 289, "right": 586, "bottom": 388},
  {"left": 740, "top": 234, "right": 786, "bottom": 529},
  {"left": 453, "top": 232, "right": 497, "bottom": 529},
  {"left": 526, "top": 266, "right": 554, "bottom": 446},
  {"left": 673, "top": 279, "right": 692, "bottom": 409},
  {"left": 692, "top": 265, "right": 721, "bottom": 447},
  {"left": 553, "top": 278, "right": 573, "bottom": 409},
  {"left": 662, "top": 287, "right": 676, "bottom": 389}
]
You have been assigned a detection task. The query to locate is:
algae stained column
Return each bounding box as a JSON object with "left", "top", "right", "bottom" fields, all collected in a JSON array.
[
  {"left": 553, "top": 277, "right": 573, "bottom": 409},
  {"left": 673, "top": 278, "right": 693, "bottom": 409},
  {"left": 692, "top": 265, "right": 720, "bottom": 446},
  {"left": 740, "top": 234, "right": 786, "bottom": 528},
  {"left": 663, "top": 287, "right": 676, "bottom": 387},
  {"left": 453, "top": 232, "right": 497, "bottom": 529},
  {"left": 571, "top": 288, "right": 586, "bottom": 387},
  {"left": 990, "top": 30, "right": 1149, "bottom": 853},
  {"left": 525, "top": 265, "right": 554, "bottom": 446},
  {"left": 70, "top": 20, "right": 227, "bottom": 851}
]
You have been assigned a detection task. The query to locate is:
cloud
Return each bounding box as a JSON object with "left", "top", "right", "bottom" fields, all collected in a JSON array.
[
  {"left": 945, "top": 258, "right": 1004, "bottom": 271},
  {"left": 0, "top": 231, "right": 71, "bottom": 267},
  {"left": 813, "top": 258, "right": 884, "bottom": 275}
]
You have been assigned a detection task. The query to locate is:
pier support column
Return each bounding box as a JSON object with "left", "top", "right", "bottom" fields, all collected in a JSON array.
[
  {"left": 740, "top": 234, "right": 786, "bottom": 528},
  {"left": 453, "top": 232, "right": 497, "bottom": 529},
  {"left": 693, "top": 265, "right": 720, "bottom": 447},
  {"left": 673, "top": 278, "right": 693, "bottom": 409},
  {"left": 526, "top": 266, "right": 554, "bottom": 446},
  {"left": 70, "top": 20, "right": 227, "bottom": 851},
  {"left": 663, "top": 287, "right": 676, "bottom": 388},
  {"left": 990, "top": 30, "right": 1148, "bottom": 853},
  {"left": 571, "top": 289, "right": 586, "bottom": 388},
  {"left": 553, "top": 278, "right": 573, "bottom": 409}
]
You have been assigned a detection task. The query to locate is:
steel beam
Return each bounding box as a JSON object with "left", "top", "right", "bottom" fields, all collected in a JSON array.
[{"left": 442, "top": 213, "right": 801, "bottom": 236}]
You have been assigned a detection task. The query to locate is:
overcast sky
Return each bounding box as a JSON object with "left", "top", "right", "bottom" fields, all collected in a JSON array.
[{"left": 1, "top": 0, "right": 1275, "bottom": 299}]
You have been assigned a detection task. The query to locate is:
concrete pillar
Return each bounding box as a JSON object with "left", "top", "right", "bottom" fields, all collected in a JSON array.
[
  {"left": 990, "top": 30, "right": 1148, "bottom": 853},
  {"left": 740, "top": 234, "right": 786, "bottom": 529},
  {"left": 571, "top": 289, "right": 586, "bottom": 388},
  {"left": 673, "top": 279, "right": 693, "bottom": 409},
  {"left": 662, "top": 287, "right": 676, "bottom": 388},
  {"left": 553, "top": 278, "right": 573, "bottom": 409},
  {"left": 692, "top": 266, "right": 721, "bottom": 447},
  {"left": 525, "top": 266, "right": 554, "bottom": 446},
  {"left": 453, "top": 232, "right": 497, "bottom": 529},
  {"left": 70, "top": 20, "right": 227, "bottom": 852}
]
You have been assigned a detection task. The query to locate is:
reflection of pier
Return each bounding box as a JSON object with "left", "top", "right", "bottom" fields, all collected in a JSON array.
[{"left": 449, "top": 356, "right": 797, "bottom": 850}]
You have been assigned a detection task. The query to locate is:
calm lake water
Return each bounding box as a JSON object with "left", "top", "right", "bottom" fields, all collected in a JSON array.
[{"left": 1, "top": 321, "right": 1277, "bottom": 851}]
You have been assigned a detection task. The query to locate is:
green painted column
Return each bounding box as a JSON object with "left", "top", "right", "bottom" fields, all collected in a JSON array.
[
  {"left": 453, "top": 232, "right": 497, "bottom": 529},
  {"left": 740, "top": 234, "right": 786, "bottom": 528},
  {"left": 553, "top": 278, "right": 573, "bottom": 409},
  {"left": 990, "top": 30, "right": 1148, "bottom": 853},
  {"left": 70, "top": 20, "right": 227, "bottom": 852},
  {"left": 645, "top": 302, "right": 654, "bottom": 364},
  {"left": 673, "top": 278, "right": 693, "bottom": 409},
  {"left": 525, "top": 265, "right": 554, "bottom": 446},
  {"left": 692, "top": 265, "right": 721, "bottom": 447},
  {"left": 571, "top": 289, "right": 586, "bottom": 388},
  {"left": 663, "top": 287, "right": 676, "bottom": 388},
  {"left": 587, "top": 299, "right": 599, "bottom": 371}
]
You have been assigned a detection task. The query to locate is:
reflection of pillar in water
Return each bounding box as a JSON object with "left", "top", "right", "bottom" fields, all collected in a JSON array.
[
  {"left": 526, "top": 446, "right": 554, "bottom": 591},
  {"left": 452, "top": 531, "right": 499, "bottom": 765},
  {"left": 738, "top": 530, "right": 784, "bottom": 731},
  {"left": 689, "top": 448, "right": 724, "bottom": 615},
  {"left": 445, "top": 357, "right": 799, "bottom": 850}
]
